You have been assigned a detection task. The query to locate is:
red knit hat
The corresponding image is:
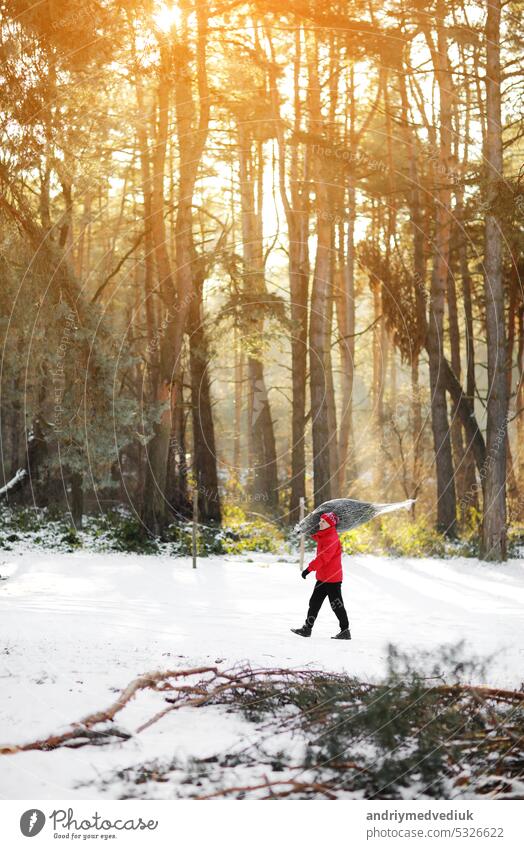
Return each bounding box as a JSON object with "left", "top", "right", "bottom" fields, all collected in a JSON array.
[{"left": 320, "top": 511, "right": 339, "bottom": 528}]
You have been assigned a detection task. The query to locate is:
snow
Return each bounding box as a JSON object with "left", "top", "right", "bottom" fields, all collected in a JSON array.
[
  {"left": 0, "top": 546, "right": 523, "bottom": 799},
  {"left": 0, "top": 467, "right": 27, "bottom": 497}
]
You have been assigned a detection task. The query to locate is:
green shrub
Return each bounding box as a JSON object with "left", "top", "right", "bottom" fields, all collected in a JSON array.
[
  {"left": 508, "top": 524, "right": 524, "bottom": 558},
  {"left": 340, "top": 515, "right": 447, "bottom": 558},
  {"left": 220, "top": 505, "right": 285, "bottom": 554},
  {"left": 163, "top": 520, "right": 228, "bottom": 556},
  {"left": 1, "top": 502, "right": 521, "bottom": 560},
  {"left": 8, "top": 507, "right": 42, "bottom": 533},
  {"left": 60, "top": 527, "right": 82, "bottom": 550},
  {"left": 199, "top": 524, "right": 232, "bottom": 555},
  {"left": 163, "top": 505, "right": 285, "bottom": 557},
  {"left": 339, "top": 522, "right": 377, "bottom": 555},
  {"left": 379, "top": 516, "right": 447, "bottom": 558},
  {"left": 108, "top": 516, "right": 158, "bottom": 554}
]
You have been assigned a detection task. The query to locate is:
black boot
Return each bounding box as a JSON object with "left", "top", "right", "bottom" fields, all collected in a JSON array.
[
  {"left": 331, "top": 629, "right": 351, "bottom": 640},
  {"left": 291, "top": 625, "right": 312, "bottom": 638}
]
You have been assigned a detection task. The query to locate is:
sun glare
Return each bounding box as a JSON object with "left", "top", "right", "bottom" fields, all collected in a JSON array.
[{"left": 153, "top": 2, "right": 181, "bottom": 33}]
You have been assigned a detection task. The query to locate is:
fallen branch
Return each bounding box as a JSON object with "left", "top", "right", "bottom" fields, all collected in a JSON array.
[
  {"left": 3, "top": 660, "right": 523, "bottom": 809},
  {"left": 81, "top": 666, "right": 217, "bottom": 728},
  {"left": 0, "top": 666, "right": 217, "bottom": 755},
  {"left": 434, "top": 684, "right": 524, "bottom": 703},
  {"left": 0, "top": 727, "right": 131, "bottom": 754},
  {"left": 196, "top": 776, "right": 339, "bottom": 800},
  {"left": 0, "top": 664, "right": 348, "bottom": 754}
]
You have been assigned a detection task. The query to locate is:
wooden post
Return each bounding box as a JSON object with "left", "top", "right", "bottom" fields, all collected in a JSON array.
[
  {"left": 192, "top": 487, "right": 198, "bottom": 569},
  {"left": 299, "top": 496, "right": 305, "bottom": 571}
]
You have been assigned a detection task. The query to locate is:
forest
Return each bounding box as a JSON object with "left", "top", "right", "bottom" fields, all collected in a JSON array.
[
  {"left": 1, "top": 0, "right": 524, "bottom": 805},
  {"left": 0, "top": 0, "right": 523, "bottom": 562}
]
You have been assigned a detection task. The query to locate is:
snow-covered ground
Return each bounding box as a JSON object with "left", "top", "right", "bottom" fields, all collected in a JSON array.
[{"left": 0, "top": 547, "right": 523, "bottom": 799}]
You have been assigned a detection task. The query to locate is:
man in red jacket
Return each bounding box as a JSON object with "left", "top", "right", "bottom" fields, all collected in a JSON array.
[{"left": 291, "top": 511, "right": 351, "bottom": 640}]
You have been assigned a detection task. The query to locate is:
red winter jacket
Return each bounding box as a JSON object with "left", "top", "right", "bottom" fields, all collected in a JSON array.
[{"left": 306, "top": 525, "right": 343, "bottom": 583}]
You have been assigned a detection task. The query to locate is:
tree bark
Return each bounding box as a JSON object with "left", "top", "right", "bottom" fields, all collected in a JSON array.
[
  {"left": 189, "top": 277, "right": 221, "bottom": 523},
  {"left": 237, "top": 127, "right": 279, "bottom": 512},
  {"left": 307, "top": 35, "right": 332, "bottom": 505},
  {"left": 422, "top": 13, "right": 457, "bottom": 535},
  {"left": 336, "top": 63, "right": 358, "bottom": 493},
  {"left": 325, "top": 250, "right": 339, "bottom": 484},
  {"left": 233, "top": 326, "right": 244, "bottom": 474},
  {"left": 456, "top": 199, "right": 479, "bottom": 514},
  {"left": 141, "top": 40, "right": 176, "bottom": 533},
  {"left": 165, "top": 376, "right": 191, "bottom": 520},
  {"left": 481, "top": 0, "right": 507, "bottom": 560},
  {"left": 336, "top": 210, "right": 357, "bottom": 491},
  {"left": 141, "top": 8, "right": 210, "bottom": 533},
  {"left": 132, "top": 55, "right": 157, "bottom": 383},
  {"left": 70, "top": 471, "right": 83, "bottom": 530},
  {"left": 516, "top": 305, "right": 524, "bottom": 488},
  {"left": 268, "top": 28, "right": 309, "bottom": 522},
  {"left": 446, "top": 237, "right": 469, "bottom": 506}
]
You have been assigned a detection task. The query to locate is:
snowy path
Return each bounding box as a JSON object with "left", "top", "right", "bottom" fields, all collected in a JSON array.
[{"left": 0, "top": 548, "right": 523, "bottom": 798}]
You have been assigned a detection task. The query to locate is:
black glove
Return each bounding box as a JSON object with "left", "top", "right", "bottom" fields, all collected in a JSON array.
[{"left": 301, "top": 568, "right": 310, "bottom": 579}]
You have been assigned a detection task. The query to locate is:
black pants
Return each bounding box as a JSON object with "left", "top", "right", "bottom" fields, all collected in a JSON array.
[{"left": 306, "top": 581, "right": 349, "bottom": 631}]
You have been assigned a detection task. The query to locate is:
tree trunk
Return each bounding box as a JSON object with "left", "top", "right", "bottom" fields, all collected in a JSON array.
[
  {"left": 505, "top": 277, "right": 519, "bottom": 510},
  {"left": 141, "top": 40, "right": 177, "bottom": 533},
  {"left": 237, "top": 127, "right": 279, "bottom": 512},
  {"left": 309, "top": 199, "right": 333, "bottom": 505},
  {"left": 133, "top": 61, "right": 157, "bottom": 382},
  {"left": 372, "top": 271, "right": 386, "bottom": 493},
  {"left": 133, "top": 62, "right": 160, "bottom": 524},
  {"left": 307, "top": 35, "right": 332, "bottom": 505},
  {"left": 268, "top": 27, "right": 309, "bottom": 522},
  {"left": 422, "top": 13, "right": 457, "bottom": 535},
  {"left": 411, "top": 355, "right": 423, "bottom": 507},
  {"left": 189, "top": 278, "right": 221, "bottom": 523},
  {"left": 170, "top": 3, "right": 210, "bottom": 377},
  {"left": 325, "top": 250, "right": 339, "bottom": 483},
  {"left": 287, "top": 214, "right": 309, "bottom": 521},
  {"left": 516, "top": 305, "right": 524, "bottom": 489},
  {"left": 233, "top": 326, "right": 244, "bottom": 474},
  {"left": 141, "top": 10, "right": 210, "bottom": 533},
  {"left": 165, "top": 377, "right": 191, "bottom": 521},
  {"left": 336, "top": 207, "right": 357, "bottom": 491},
  {"left": 398, "top": 65, "right": 426, "bottom": 508},
  {"left": 446, "top": 238, "right": 468, "bottom": 507},
  {"left": 70, "top": 471, "right": 83, "bottom": 530},
  {"left": 481, "top": 0, "right": 507, "bottom": 560},
  {"left": 456, "top": 199, "right": 479, "bottom": 514}
]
